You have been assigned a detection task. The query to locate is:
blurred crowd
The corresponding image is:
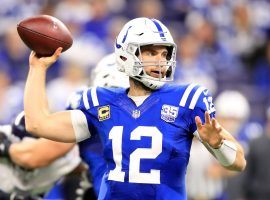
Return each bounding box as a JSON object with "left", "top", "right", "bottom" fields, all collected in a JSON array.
[{"left": 1, "top": 0, "right": 270, "bottom": 199}]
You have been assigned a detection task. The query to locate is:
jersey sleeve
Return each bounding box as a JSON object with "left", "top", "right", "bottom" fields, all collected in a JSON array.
[
  {"left": 178, "top": 84, "right": 216, "bottom": 135},
  {"left": 190, "top": 86, "right": 216, "bottom": 134},
  {"left": 65, "top": 86, "right": 99, "bottom": 142}
]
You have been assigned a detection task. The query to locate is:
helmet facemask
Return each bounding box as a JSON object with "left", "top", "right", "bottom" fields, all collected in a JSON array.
[{"left": 119, "top": 43, "right": 177, "bottom": 90}]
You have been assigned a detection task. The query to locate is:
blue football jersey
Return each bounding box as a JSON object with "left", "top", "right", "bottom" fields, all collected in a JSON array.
[{"left": 77, "top": 83, "right": 215, "bottom": 200}]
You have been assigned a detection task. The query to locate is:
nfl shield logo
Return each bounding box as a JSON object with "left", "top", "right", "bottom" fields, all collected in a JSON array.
[{"left": 132, "top": 110, "right": 141, "bottom": 119}]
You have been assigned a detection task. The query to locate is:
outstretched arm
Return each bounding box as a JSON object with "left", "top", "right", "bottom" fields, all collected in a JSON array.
[
  {"left": 9, "top": 139, "right": 75, "bottom": 169},
  {"left": 195, "top": 112, "right": 246, "bottom": 171},
  {"left": 24, "top": 48, "right": 77, "bottom": 142}
]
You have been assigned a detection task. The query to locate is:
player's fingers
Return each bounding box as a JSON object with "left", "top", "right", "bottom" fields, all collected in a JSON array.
[
  {"left": 212, "top": 118, "right": 222, "bottom": 132},
  {"left": 205, "top": 111, "right": 211, "bottom": 124},
  {"left": 30, "top": 51, "right": 36, "bottom": 58},
  {"left": 195, "top": 116, "right": 203, "bottom": 129},
  {"left": 50, "top": 47, "right": 62, "bottom": 60},
  {"left": 54, "top": 47, "right": 63, "bottom": 57},
  {"left": 29, "top": 51, "right": 38, "bottom": 64}
]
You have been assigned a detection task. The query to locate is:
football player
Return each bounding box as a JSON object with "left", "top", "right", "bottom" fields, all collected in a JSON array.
[
  {"left": 0, "top": 112, "right": 82, "bottom": 199},
  {"left": 24, "top": 17, "right": 246, "bottom": 200}
]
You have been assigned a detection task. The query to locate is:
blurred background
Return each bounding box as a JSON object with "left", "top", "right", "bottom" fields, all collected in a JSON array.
[{"left": 1, "top": 0, "right": 270, "bottom": 199}]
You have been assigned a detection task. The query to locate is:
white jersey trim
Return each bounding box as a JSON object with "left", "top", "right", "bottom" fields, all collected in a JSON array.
[
  {"left": 83, "top": 88, "right": 90, "bottom": 109},
  {"left": 189, "top": 86, "right": 206, "bottom": 109},
  {"left": 91, "top": 86, "right": 99, "bottom": 106},
  {"left": 70, "top": 110, "right": 91, "bottom": 142},
  {"left": 179, "top": 83, "right": 197, "bottom": 107}
]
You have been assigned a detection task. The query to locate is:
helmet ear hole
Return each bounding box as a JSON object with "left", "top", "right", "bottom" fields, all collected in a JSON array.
[{"left": 120, "top": 56, "right": 127, "bottom": 61}]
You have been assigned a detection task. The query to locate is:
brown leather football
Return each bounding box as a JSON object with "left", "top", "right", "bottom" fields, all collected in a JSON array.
[{"left": 17, "top": 15, "right": 73, "bottom": 57}]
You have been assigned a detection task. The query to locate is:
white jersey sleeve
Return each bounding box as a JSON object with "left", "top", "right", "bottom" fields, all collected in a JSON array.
[{"left": 70, "top": 109, "right": 91, "bottom": 142}]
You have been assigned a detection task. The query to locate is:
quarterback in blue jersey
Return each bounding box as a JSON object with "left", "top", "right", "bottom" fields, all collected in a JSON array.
[{"left": 24, "top": 18, "right": 246, "bottom": 200}]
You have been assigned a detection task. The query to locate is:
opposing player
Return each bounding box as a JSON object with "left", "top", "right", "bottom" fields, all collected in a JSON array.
[
  {"left": 24, "top": 18, "right": 246, "bottom": 199},
  {"left": 0, "top": 112, "right": 81, "bottom": 199}
]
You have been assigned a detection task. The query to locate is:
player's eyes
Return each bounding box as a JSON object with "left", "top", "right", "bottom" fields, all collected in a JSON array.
[
  {"left": 162, "top": 52, "right": 168, "bottom": 58},
  {"left": 146, "top": 51, "right": 155, "bottom": 56}
]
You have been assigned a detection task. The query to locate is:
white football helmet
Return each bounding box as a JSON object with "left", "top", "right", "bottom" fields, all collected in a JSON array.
[
  {"left": 115, "top": 17, "right": 177, "bottom": 90},
  {"left": 91, "top": 53, "right": 129, "bottom": 88}
]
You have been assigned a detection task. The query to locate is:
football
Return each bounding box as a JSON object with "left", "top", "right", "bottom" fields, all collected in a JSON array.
[{"left": 17, "top": 15, "right": 73, "bottom": 57}]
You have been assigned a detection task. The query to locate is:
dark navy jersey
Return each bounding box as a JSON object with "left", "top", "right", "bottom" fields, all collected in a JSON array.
[{"left": 76, "top": 83, "right": 215, "bottom": 200}]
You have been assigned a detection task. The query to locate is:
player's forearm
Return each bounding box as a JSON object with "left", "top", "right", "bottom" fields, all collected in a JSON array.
[
  {"left": 24, "top": 69, "right": 77, "bottom": 142},
  {"left": 210, "top": 128, "right": 246, "bottom": 171},
  {"left": 9, "top": 139, "right": 75, "bottom": 169},
  {"left": 9, "top": 142, "right": 46, "bottom": 169},
  {"left": 220, "top": 129, "right": 246, "bottom": 171},
  {"left": 24, "top": 67, "right": 50, "bottom": 138}
]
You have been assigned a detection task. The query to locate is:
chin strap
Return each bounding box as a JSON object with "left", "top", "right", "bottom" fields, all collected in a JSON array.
[{"left": 140, "top": 77, "right": 165, "bottom": 90}]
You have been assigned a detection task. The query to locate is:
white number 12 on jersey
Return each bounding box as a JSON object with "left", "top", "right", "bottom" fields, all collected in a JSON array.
[{"left": 108, "top": 126, "right": 163, "bottom": 184}]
